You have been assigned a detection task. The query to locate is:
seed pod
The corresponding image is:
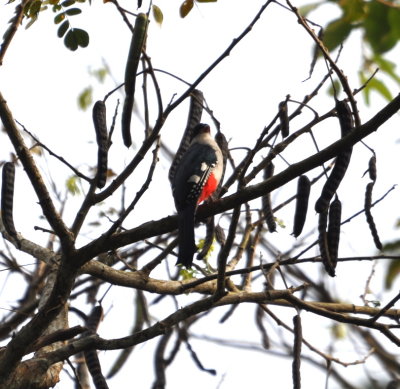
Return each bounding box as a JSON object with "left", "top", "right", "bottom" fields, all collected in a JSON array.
[
  {"left": 278, "top": 100, "right": 289, "bottom": 138},
  {"left": 327, "top": 198, "right": 342, "bottom": 269},
  {"left": 93, "top": 101, "right": 108, "bottom": 188},
  {"left": 292, "top": 175, "right": 311, "bottom": 238},
  {"left": 292, "top": 314, "right": 302, "bottom": 389},
  {"left": 85, "top": 305, "right": 104, "bottom": 333},
  {"left": 315, "top": 100, "right": 353, "bottom": 213},
  {"left": 168, "top": 89, "right": 204, "bottom": 184},
  {"left": 262, "top": 162, "right": 276, "bottom": 232},
  {"left": 215, "top": 224, "right": 226, "bottom": 245},
  {"left": 318, "top": 210, "right": 335, "bottom": 277},
  {"left": 364, "top": 182, "right": 383, "bottom": 250},
  {"left": 121, "top": 13, "right": 148, "bottom": 147},
  {"left": 314, "top": 148, "right": 351, "bottom": 213},
  {"left": 83, "top": 305, "right": 108, "bottom": 389},
  {"left": 84, "top": 348, "right": 109, "bottom": 389},
  {"left": 1, "top": 162, "right": 18, "bottom": 242},
  {"left": 336, "top": 99, "right": 353, "bottom": 137},
  {"left": 368, "top": 155, "right": 377, "bottom": 182}
]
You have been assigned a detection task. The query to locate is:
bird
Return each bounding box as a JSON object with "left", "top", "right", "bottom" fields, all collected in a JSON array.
[{"left": 171, "top": 123, "right": 223, "bottom": 268}]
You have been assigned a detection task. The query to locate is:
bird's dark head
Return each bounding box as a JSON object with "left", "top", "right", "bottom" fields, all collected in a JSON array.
[{"left": 192, "top": 123, "right": 210, "bottom": 136}]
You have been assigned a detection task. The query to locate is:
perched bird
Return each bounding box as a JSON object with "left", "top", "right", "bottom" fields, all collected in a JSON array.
[{"left": 171, "top": 123, "right": 223, "bottom": 268}]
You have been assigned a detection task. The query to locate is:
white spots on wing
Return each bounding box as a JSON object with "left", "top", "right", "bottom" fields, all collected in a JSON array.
[
  {"left": 200, "top": 162, "right": 208, "bottom": 171},
  {"left": 188, "top": 175, "right": 200, "bottom": 183}
]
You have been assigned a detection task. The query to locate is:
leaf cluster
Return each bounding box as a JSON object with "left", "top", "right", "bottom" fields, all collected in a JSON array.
[
  {"left": 303, "top": 0, "right": 400, "bottom": 102},
  {"left": 20, "top": 0, "right": 89, "bottom": 50}
]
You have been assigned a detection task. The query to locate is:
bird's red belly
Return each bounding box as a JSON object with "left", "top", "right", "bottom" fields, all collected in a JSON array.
[{"left": 198, "top": 173, "right": 218, "bottom": 204}]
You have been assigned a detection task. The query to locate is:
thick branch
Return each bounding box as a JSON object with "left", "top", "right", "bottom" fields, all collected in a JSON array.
[
  {"left": 0, "top": 260, "right": 78, "bottom": 384},
  {"left": 31, "top": 287, "right": 305, "bottom": 365}
]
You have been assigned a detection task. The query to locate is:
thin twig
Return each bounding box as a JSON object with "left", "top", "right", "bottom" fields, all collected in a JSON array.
[{"left": 19, "top": 122, "right": 91, "bottom": 182}]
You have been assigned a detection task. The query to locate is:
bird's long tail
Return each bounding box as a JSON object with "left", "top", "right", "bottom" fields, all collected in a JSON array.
[{"left": 176, "top": 205, "right": 198, "bottom": 268}]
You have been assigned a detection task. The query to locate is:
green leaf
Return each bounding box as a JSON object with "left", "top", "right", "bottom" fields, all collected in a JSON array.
[
  {"left": 25, "top": 16, "right": 38, "bottom": 29},
  {"left": 359, "top": 71, "right": 371, "bottom": 105},
  {"left": 276, "top": 218, "right": 286, "bottom": 229},
  {"left": 385, "top": 255, "right": 400, "bottom": 289},
  {"left": 327, "top": 80, "right": 342, "bottom": 97},
  {"left": 54, "top": 11, "right": 65, "bottom": 24},
  {"left": 373, "top": 54, "right": 400, "bottom": 84},
  {"left": 65, "top": 7, "right": 81, "bottom": 16},
  {"left": 367, "top": 77, "right": 393, "bottom": 101},
  {"left": 323, "top": 17, "right": 353, "bottom": 51},
  {"left": 64, "top": 27, "right": 89, "bottom": 51},
  {"left": 178, "top": 266, "right": 197, "bottom": 280},
  {"left": 28, "top": 0, "right": 42, "bottom": 17},
  {"left": 66, "top": 175, "right": 81, "bottom": 195},
  {"left": 179, "top": 0, "right": 193, "bottom": 18},
  {"left": 297, "top": 1, "right": 323, "bottom": 18},
  {"left": 196, "top": 238, "right": 215, "bottom": 260},
  {"left": 363, "top": 1, "right": 398, "bottom": 54},
  {"left": 61, "top": 0, "right": 75, "bottom": 6},
  {"left": 152, "top": 4, "right": 163, "bottom": 25},
  {"left": 64, "top": 29, "right": 78, "bottom": 50},
  {"left": 75, "top": 27, "right": 89, "bottom": 47},
  {"left": 359, "top": 71, "right": 393, "bottom": 105},
  {"left": 90, "top": 67, "right": 108, "bottom": 83},
  {"left": 383, "top": 238, "right": 400, "bottom": 252},
  {"left": 388, "top": 7, "right": 400, "bottom": 41},
  {"left": 23, "top": 0, "right": 33, "bottom": 16},
  {"left": 77, "top": 86, "right": 92, "bottom": 110},
  {"left": 340, "top": 0, "right": 365, "bottom": 23},
  {"left": 57, "top": 20, "right": 69, "bottom": 38},
  {"left": 330, "top": 323, "right": 347, "bottom": 340}
]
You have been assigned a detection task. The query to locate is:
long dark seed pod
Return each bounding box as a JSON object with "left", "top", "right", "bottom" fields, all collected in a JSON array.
[
  {"left": 85, "top": 305, "right": 103, "bottom": 333},
  {"left": 365, "top": 182, "right": 383, "bottom": 250},
  {"left": 1, "top": 162, "right": 18, "bottom": 243},
  {"left": 84, "top": 349, "right": 109, "bottom": 389},
  {"left": 336, "top": 99, "right": 354, "bottom": 137},
  {"left": 121, "top": 13, "right": 148, "bottom": 147},
  {"left": 318, "top": 210, "right": 335, "bottom": 277},
  {"left": 278, "top": 100, "right": 289, "bottom": 138},
  {"left": 215, "top": 224, "right": 226, "bottom": 246},
  {"left": 368, "top": 155, "right": 377, "bottom": 182},
  {"left": 315, "top": 100, "right": 353, "bottom": 213},
  {"left": 262, "top": 162, "right": 276, "bottom": 232},
  {"left": 168, "top": 89, "right": 204, "bottom": 183},
  {"left": 292, "top": 314, "right": 302, "bottom": 389},
  {"left": 327, "top": 198, "right": 342, "bottom": 269},
  {"left": 93, "top": 101, "right": 108, "bottom": 188},
  {"left": 292, "top": 175, "right": 311, "bottom": 238},
  {"left": 83, "top": 305, "right": 108, "bottom": 389}
]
